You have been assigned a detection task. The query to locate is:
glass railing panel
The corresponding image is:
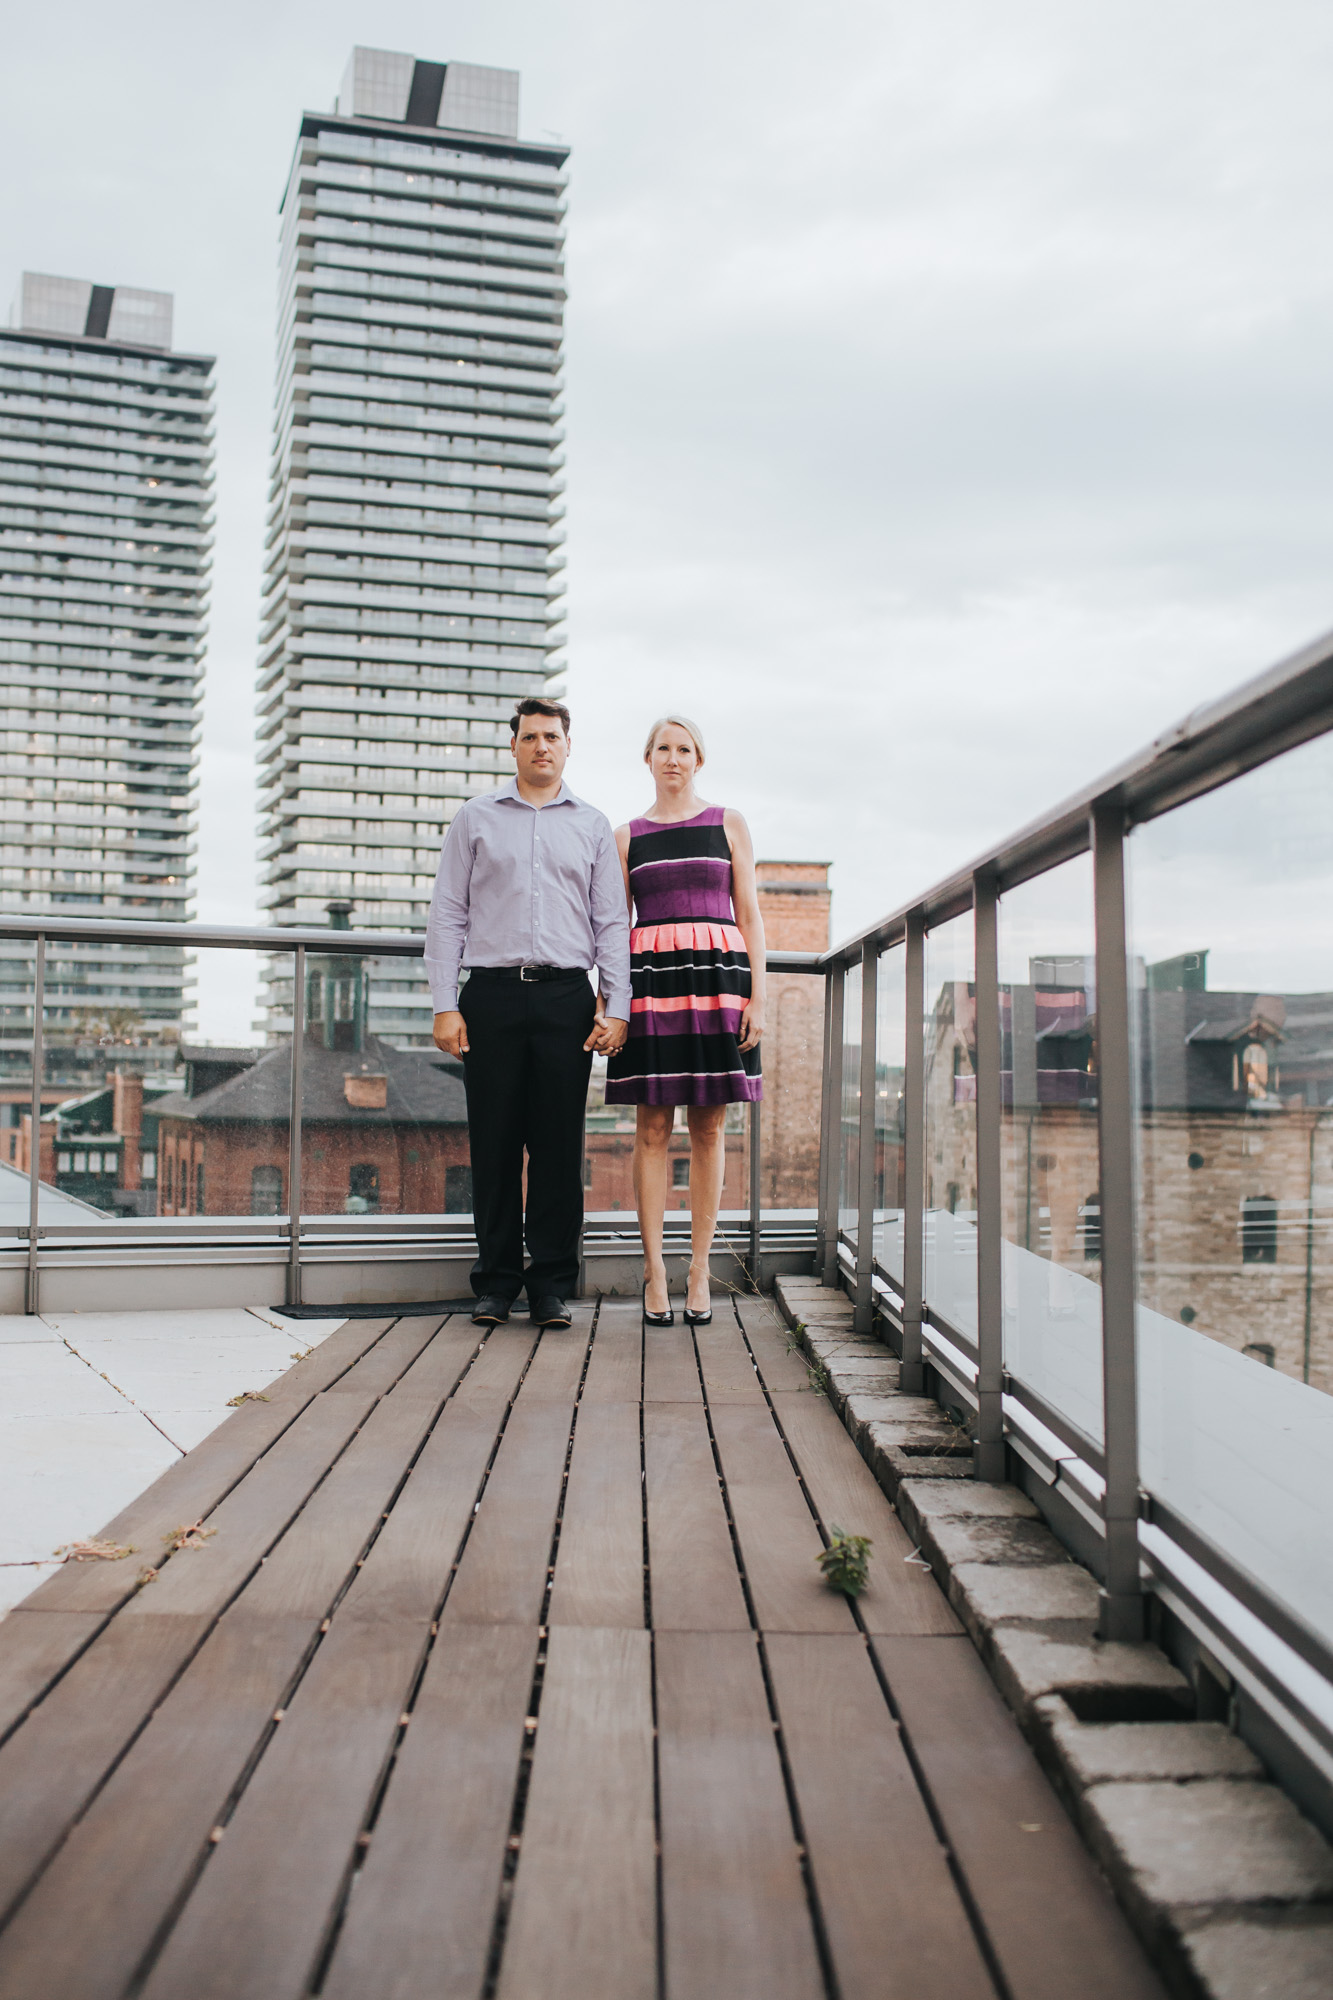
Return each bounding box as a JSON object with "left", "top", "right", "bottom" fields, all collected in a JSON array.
[
  {"left": 583, "top": 1060, "right": 749, "bottom": 1218},
  {"left": 1128, "top": 728, "right": 1333, "bottom": 1646},
  {"left": 298, "top": 946, "right": 464, "bottom": 1218},
  {"left": 756, "top": 963, "right": 823, "bottom": 1214},
  {"left": 997, "top": 856, "right": 1103, "bottom": 1443},
  {"left": 873, "top": 944, "right": 907, "bottom": 1289},
  {"left": 924, "top": 909, "right": 977, "bottom": 1340},
  {"left": 838, "top": 964, "right": 862, "bottom": 1242}
]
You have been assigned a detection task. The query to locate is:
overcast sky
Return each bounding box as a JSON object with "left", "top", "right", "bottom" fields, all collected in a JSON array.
[{"left": 4, "top": 0, "right": 1331, "bottom": 1036}]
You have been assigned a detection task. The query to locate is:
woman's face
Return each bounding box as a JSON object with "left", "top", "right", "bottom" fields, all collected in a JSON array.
[{"left": 649, "top": 727, "right": 699, "bottom": 784}]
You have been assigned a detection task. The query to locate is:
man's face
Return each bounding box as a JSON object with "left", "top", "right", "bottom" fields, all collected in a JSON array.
[{"left": 511, "top": 712, "right": 570, "bottom": 789}]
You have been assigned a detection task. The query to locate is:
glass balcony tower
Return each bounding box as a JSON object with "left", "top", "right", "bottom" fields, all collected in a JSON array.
[
  {"left": 256, "top": 47, "right": 569, "bottom": 1044},
  {"left": 0, "top": 273, "right": 214, "bottom": 1078}
]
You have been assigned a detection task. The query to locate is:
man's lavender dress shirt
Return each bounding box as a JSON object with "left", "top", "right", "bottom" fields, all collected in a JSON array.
[{"left": 424, "top": 777, "right": 632, "bottom": 1018}]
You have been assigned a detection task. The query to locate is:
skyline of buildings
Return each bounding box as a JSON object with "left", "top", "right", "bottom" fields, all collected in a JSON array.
[
  {"left": 255, "top": 45, "right": 569, "bottom": 1044},
  {"left": 0, "top": 268, "right": 215, "bottom": 1080}
]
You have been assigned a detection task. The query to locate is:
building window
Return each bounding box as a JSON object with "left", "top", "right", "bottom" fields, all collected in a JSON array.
[
  {"left": 251, "top": 1164, "right": 283, "bottom": 1216},
  {"left": 444, "top": 1164, "right": 473, "bottom": 1213},
  {"left": 347, "top": 1162, "right": 380, "bottom": 1213},
  {"left": 88, "top": 1151, "right": 102, "bottom": 1175},
  {"left": 1240, "top": 1195, "right": 1278, "bottom": 1264},
  {"left": 73, "top": 1150, "right": 87, "bottom": 1173},
  {"left": 195, "top": 1162, "right": 205, "bottom": 1214},
  {"left": 1077, "top": 1193, "right": 1101, "bottom": 1260},
  {"left": 583, "top": 1155, "right": 592, "bottom": 1188},
  {"left": 1243, "top": 1342, "right": 1276, "bottom": 1367},
  {"left": 672, "top": 1157, "right": 690, "bottom": 1189},
  {"left": 57, "top": 1151, "right": 71, "bottom": 1173},
  {"left": 142, "top": 1152, "right": 157, "bottom": 1182}
]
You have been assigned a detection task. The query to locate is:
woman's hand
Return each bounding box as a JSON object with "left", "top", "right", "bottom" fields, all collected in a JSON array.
[{"left": 738, "top": 1000, "right": 765, "bottom": 1052}]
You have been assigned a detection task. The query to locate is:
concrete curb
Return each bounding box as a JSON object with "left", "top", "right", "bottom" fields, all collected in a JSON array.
[{"left": 773, "top": 1273, "right": 1333, "bottom": 2000}]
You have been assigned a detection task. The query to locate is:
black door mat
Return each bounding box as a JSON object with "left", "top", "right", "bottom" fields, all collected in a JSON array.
[{"left": 279, "top": 1298, "right": 479, "bottom": 1319}]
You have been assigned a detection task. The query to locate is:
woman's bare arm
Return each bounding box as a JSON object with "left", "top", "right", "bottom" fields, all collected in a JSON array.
[{"left": 724, "top": 808, "right": 766, "bottom": 1051}]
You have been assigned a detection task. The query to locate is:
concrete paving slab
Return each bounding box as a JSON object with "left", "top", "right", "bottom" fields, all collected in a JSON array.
[
  {"left": 0, "top": 1410, "right": 180, "bottom": 1564},
  {"left": 952, "top": 1560, "right": 1102, "bottom": 1628},
  {"left": 57, "top": 1324, "right": 315, "bottom": 1413},
  {"left": 0, "top": 1316, "right": 61, "bottom": 1344},
  {"left": 989, "top": 1628, "right": 1192, "bottom": 1722},
  {"left": 900, "top": 1479, "right": 1040, "bottom": 1521},
  {"left": 1037, "top": 1706, "right": 1263, "bottom": 1788},
  {"left": 1184, "top": 1915, "right": 1333, "bottom": 1998},
  {"left": 1, "top": 1342, "right": 129, "bottom": 1419},
  {"left": 1085, "top": 1778, "right": 1333, "bottom": 1914}
]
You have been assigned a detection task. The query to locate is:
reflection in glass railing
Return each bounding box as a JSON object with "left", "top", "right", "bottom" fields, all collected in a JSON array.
[
  {"left": 924, "top": 912, "right": 976, "bottom": 1335},
  {"left": 838, "top": 966, "right": 861, "bottom": 1239}
]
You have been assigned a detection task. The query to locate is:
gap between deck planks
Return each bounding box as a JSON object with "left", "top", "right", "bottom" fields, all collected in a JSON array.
[{"left": 0, "top": 1294, "right": 1167, "bottom": 2000}]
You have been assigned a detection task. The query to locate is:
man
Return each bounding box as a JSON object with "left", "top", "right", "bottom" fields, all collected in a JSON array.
[{"left": 426, "top": 698, "right": 630, "bottom": 1328}]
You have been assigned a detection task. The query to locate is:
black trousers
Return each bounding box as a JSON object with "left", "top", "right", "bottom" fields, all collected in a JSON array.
[{"left": 458, "top": 972, "right": 595, "bottom": 1301}]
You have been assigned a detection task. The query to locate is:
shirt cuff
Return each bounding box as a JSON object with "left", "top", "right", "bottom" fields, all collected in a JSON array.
[
  {"left": 429, "top": 982, "right": 460, "bottom": 1012},
  {"left": 601, "top": 984, "right": 632, "bottom": 1021}
]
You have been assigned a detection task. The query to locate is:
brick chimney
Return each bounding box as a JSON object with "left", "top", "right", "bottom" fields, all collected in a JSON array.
[
  {"left": 755, "top": 861, "right": 831, "bottom": 954},
  {"left": 344, "top": 1072, "right": 387, "bottom": 1109},
  {"left": 113, "top": 1068, "right": 144, "bottom": 1190}
]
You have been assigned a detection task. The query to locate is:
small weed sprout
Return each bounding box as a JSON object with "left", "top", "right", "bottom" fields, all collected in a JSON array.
[
  {"left": 805, "top": 1356, "right": 831, "bottom": 1398},
  {"left": 818, "top": 1526, "right": 873, "bottom": 1597},
  {"left": 226, "top": 1390, "right": 270, "bottom": 1407}
]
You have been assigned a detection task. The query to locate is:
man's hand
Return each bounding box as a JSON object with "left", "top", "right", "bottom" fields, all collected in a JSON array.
[
  {"left": 433, "top": 1010, "right": 469, "bottom": 1059},
  {"left": 584, "top": 1005, "right": 629, "bottom": 1056}
]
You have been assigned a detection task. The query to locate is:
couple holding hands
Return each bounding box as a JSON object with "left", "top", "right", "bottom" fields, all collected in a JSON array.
[{"left": 425, "top": 698, "right": 764, "bottom": 1331}]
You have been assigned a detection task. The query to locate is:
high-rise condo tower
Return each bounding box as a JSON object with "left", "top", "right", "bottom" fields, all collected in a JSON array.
[
  {"left": 257, "top": 47, "right": 568, "bottom": 1042},
  {"left": 0, "top": 274, "right": 214, "bottom": 1078}
]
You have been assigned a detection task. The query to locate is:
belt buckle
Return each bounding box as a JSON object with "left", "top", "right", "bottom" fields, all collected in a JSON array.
[{"left": 520, "top": 964, "right": 540, "bottom": 982}]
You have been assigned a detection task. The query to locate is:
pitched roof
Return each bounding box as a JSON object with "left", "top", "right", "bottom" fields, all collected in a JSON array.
[{"left": 154, "top": 1035, "right": 467, "bottom": 1127}]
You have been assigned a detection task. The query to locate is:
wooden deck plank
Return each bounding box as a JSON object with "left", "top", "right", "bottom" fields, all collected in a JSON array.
[
  {"left": 708, "top": 1401, "right": 854, "bottom": 1635},
  {"left": 0, "top": 1612, "right": 212, "bottom": 1924},
  {"left": 547, "top": 1402, "right": 645, "bottom": 1629},
  {"left": 0, "top": 1612, "right": 101, "bottom": 1744},
  {"left": 644, "top": 1324, "right": 702, "bottom": 1403},
  {"left": 656, "top": 1628, "right": 823, "bottom": 2000},
  {"left": 510, "top": 1314, "right": 593, "bottom": 1400},
  {"left": 766, "top": 1634, "right": 996, "bottom": 2000},
  {"left": 772, "top": 1393, "right": 963, "bottom": 1636},
  {"left": 320, "top": 1624, "right": 537, "bottom": 2000},
  {"left": 16, "top": 1320, "right": 400, "bottom": 1619},
  {"left": 237, "top": 1326, "right": 481, "bottom": 1620},
  {"left": 733, "top": 1296, "right": 813, "bottom": 1392},
  {"left": 693, "top": 1319, "right": 765, "bottom": 1402},
  {"left": 443, "top": 1399, "right": 574, "bottom": 1627},
  {"left": 875, "top": 1636, "right": 1168, "bottom": 2000},
  {"left": 137, "top": 1617, "right": 431, "bottom": 2000},
  {"left": 498, "top": 1626, "right": 656, "bottom": 2000},
  {"left": 0, "top": 1613, "right": 316, "bottom": 2000},
  {"left": 121, "top": 1388, "right": 381, "bottom": 1621},
  {"left": 581, "top": 1301, "right": 643, "bottom": 1403},
  {"left": 644, "top": 1404, "right": 750, "bottom": 1633},
  {"left": 317, "top": 1316, "right": 443, "bottom": 1395}
]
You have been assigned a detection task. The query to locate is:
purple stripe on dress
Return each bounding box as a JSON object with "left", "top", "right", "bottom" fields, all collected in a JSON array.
[{"left": 629, "top": 1006, "right": 746, "bottom": 1037}]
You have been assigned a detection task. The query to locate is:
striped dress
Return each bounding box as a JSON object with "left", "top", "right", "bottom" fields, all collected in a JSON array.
[{"left": 604, "top": 805, "right": 762, "bottom": 1107}]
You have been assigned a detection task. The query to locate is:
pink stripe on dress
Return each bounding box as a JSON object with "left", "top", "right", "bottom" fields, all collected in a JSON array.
[{"left": 630, "top": 920, "right": 745, "bottom": 954}]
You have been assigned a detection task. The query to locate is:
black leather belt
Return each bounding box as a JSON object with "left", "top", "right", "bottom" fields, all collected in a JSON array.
[{"left": 465, "top": 964, "right": 587, "bottom": 984}]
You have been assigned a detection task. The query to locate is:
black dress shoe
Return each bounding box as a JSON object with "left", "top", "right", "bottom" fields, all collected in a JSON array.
[
  {"left": 529, "top": 1294, "right": 572, "bottom": 1329},
  {"left": 683, "top": 1306, "right": 713, "bottom": 1326},
  {"left": 471, "top": 1295, "right": 511, "bottom": 1325}
]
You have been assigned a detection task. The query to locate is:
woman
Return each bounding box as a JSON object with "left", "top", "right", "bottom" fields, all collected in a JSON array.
[{"left": 604, "top": 716, "right": 765, "bottom": 1325}]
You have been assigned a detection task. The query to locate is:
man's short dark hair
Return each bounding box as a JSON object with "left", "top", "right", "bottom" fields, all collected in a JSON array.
[{"left": 510, "top": 697, "right": 571, "bottom": 739}]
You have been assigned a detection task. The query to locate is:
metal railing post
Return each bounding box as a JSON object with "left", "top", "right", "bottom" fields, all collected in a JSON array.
[
  {"left": 854, "top": 944, "right": 878, "bottom": 1332},
  {"left": 747, "top": 1096, "right": 762, "bottom": 1288},
  {"left": 1092, "top": 797, "right": 1145, "bottom": 1640},
  {"left": 286, "top": 946, "right": 305, "bottom": 1310},
  {"left": 901, "top": 911, "right": 926, "bottom": 1393},
  {"left": 814, "top": 968, "right": 835, "bottom": 1275},
  {"left": 820, "top": 962, "right": 845, "bottom": 1287},
  {"left": 25, "top": 937, "right": 45, "bottom": 1318},
  {"left": 973, "top": 874, "right": 1005, "bottom": 1479}
]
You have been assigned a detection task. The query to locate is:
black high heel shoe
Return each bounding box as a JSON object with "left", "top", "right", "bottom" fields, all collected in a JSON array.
[
  {"left": 643, "top": 1282, "right": 674, "bottom": 1328},
  {"left": 683, "top": 1295, "right": 712, "bottom": 1326}
]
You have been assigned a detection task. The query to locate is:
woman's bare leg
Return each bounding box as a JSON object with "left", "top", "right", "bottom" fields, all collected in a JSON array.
[
  {"left": 686, "top": 1103, "right": 728, "bottom": 1312},
  {"left": 634, "top": 1104, "right": 675, "bottom": 1314}
]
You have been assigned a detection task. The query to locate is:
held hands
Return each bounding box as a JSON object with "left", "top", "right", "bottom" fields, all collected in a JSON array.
[
  {"left": 738, "top": 1000, "right": 765, "bottom": 1053},
  {"left": 585, "top": 996, "right": 629, "bottom": 1056},
  {"left": 433, "top": 1010, "right": 469, "bottom": 1059}
]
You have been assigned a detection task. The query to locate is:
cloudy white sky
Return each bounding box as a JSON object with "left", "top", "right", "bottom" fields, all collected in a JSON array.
[{"left": 4, "top": 0, "right": 1331, "bottom": 1035}]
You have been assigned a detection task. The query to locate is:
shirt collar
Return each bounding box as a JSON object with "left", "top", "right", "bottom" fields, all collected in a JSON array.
[{"left": 495, "top": 775, "right": 580, "bottom": 809}]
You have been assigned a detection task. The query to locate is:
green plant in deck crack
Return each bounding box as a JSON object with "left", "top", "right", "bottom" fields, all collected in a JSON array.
[
  {"left": 805, "top": 1354, "right": 830, "bottom": 1398},
  {"left": 817, "top": 1526, "right": 873, "bottom": 1597}
]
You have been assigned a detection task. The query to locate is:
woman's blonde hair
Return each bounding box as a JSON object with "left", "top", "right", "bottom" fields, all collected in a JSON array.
[{"left": 643, "top": 714, "right": 706, "bottom": 766}]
